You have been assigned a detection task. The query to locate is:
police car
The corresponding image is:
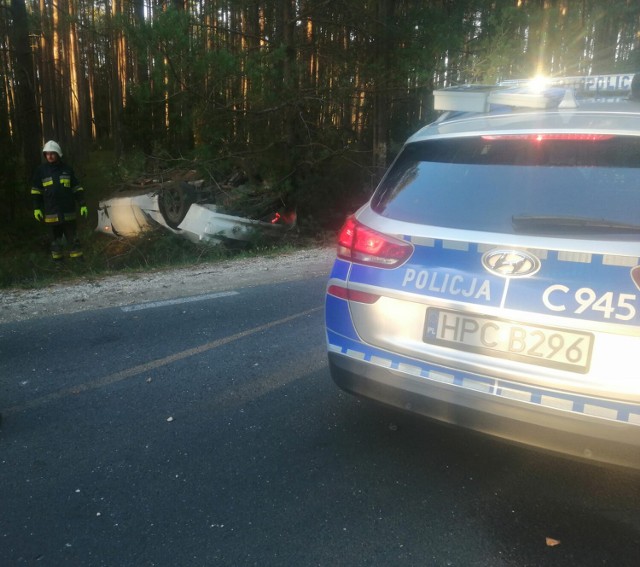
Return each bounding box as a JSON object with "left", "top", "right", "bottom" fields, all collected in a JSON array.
[{"left": 325, "top": 73, "right": 640, "bottom": 469}]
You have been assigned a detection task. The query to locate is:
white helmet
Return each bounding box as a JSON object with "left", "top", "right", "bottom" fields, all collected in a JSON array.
[{"left": 42, "top": 140, "right": 63, "bottom": 157}]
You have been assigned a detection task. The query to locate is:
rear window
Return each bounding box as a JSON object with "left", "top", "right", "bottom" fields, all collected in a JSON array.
[{"left": 371, "top": 136, "right": 640, "bottom": 236}]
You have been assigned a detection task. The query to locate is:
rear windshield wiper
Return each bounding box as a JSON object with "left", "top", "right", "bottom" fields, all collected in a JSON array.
[{"left": 512, "top": 215, "right": 640, "bottom": 234}]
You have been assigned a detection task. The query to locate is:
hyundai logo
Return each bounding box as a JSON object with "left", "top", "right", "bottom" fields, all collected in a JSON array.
[{"left": 482, "top": 249, "right": 541, "bottom": 278}]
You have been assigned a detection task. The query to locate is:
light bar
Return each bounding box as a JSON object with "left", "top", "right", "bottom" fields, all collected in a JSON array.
[
  {"left": 434, "top": 73, "right": 637, "bottom": 114},
  {"left": 500, "top": 73, "right": 634, "bottom": 95},
  {"left": 433, "top": 87, "right": 493, "bottom": 113},
  {"left": 486, "top": 90, "right": 556, "bottom": 109}
]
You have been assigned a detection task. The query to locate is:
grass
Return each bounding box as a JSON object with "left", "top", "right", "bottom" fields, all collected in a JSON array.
[{"left": 0, "top": 222, "right": 310, "bottom": 290}]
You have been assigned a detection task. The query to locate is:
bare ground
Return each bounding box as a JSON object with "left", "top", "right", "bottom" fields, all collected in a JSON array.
[{"left": 0, "top": 246, "right": 336, "bottom": 324}]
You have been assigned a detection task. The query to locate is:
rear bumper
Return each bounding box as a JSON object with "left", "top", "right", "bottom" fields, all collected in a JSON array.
[{"left": 329, "top": 351, "right": 640, "bottom": 470}]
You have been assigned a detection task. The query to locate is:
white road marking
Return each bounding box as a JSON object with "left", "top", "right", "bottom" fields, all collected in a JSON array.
[{"left": 121, "top": 291, "right": 239, "bottom": 312}]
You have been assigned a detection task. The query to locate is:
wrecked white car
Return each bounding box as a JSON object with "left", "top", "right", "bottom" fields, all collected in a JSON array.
[{"left": 96, "top": 177, "right": 295, "bottom": 245}]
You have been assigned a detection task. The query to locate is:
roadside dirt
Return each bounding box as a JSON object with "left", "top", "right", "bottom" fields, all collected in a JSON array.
[{"left": 0, "top": 246, "right": 336, "bottom": 324}]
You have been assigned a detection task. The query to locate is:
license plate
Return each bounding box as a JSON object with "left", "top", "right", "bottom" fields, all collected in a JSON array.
[{"left": 424, "top": 308, "right": 593, "bottom": 373}]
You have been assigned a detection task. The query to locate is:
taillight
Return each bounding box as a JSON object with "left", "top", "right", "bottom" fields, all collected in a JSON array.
[
  {"left": 481, "top": 134, "right": 614, "bottom": 142},
  {"left": 337, "top": 216, "right": 413, "bottom": 268}
]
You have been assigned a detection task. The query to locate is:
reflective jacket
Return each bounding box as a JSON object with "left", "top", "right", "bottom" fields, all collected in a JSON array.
[{"left": 31, "top": 161, "right": 85, "bottom": 224}]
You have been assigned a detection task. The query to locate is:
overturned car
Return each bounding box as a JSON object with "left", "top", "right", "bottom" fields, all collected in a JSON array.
[{"left": 96, "top": 172, "right": 296, "bottom": 245}]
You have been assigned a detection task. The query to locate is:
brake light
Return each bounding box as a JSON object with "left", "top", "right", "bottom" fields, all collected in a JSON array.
[
  {"left": 481, "top": 134, "right": 614, "bottom": 142},
  {"left": 337, "top": 216, "right": 413, "bottom": 268}
]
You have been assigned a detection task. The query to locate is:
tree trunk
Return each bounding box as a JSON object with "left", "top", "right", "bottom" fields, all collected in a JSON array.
[
  {"left": 10, "top": 0, "right": 41, "bottom": 174},
  {"left": 372, "top": 0, "right": 394, "bottom": 178},
  {"left": 108, "top": 0, "right": 125, "bottom": 158},
  {"left": 67, "top": 0, "right": 89, "bottom": 161}
]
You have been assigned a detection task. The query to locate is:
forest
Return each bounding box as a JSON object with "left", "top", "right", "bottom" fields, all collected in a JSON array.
[{"left": 2, "top": 0, "right": 640, "bottom": 233}]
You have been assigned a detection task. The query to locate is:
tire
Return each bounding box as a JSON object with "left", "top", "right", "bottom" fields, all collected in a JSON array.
[{"left": 158, "top": 182, "right": 196, "bottom": 228}]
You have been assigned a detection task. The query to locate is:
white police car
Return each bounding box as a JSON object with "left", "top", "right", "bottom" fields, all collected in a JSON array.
[{"left": 325, "top": 73, "right": 640, "bottom": 469}]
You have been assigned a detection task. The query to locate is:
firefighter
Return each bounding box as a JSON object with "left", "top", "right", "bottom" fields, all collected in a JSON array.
[{"left": 31, "top": 141, "right": 88, "bottom": 260}]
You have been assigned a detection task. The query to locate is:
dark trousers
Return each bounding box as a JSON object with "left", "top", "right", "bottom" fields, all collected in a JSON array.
[{"left": 50, "top": 221, "right": 82, "bottom": 259}]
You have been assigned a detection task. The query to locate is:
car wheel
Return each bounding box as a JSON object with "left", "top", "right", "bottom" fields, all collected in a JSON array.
[{"left": 159, "top": 182, "right": 196, "bottom": 228}]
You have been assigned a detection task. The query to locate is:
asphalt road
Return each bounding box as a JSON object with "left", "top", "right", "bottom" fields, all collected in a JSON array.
[{"left": 1, "top": 273, "right": 639, "bottom": 566}]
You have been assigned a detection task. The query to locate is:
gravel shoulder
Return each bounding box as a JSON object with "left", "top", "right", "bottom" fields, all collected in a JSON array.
[{"left": 0, "top": 246, "right": 336, "bottom": 324}]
